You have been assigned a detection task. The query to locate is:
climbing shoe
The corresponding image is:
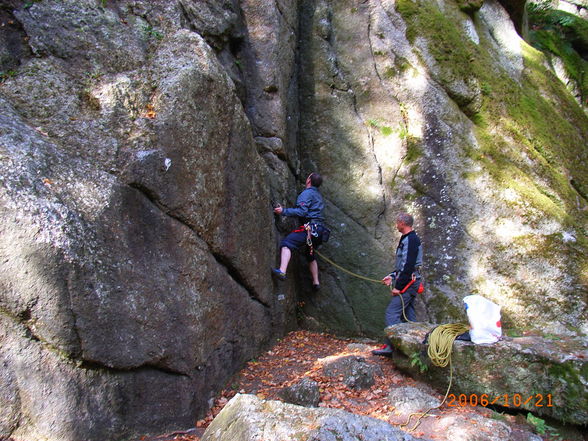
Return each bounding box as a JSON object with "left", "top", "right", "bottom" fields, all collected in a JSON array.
[
  {"left": 272, "top": 268, "right": 286, "bottom": 281},
  {"left": 312, "top": 284, "right": 320, "bottom": 292},
  {"left": 371, "top": 344, "right": 393, "bottom": 356}
]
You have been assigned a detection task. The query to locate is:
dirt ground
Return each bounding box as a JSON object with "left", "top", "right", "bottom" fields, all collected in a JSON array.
[{"left": 138, "top": 330, "right": 585, "bottom": 441}]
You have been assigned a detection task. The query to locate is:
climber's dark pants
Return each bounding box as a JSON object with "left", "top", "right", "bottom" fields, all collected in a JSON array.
[{"left": 280, "top": 227, "right": 323, "bottom": 262}]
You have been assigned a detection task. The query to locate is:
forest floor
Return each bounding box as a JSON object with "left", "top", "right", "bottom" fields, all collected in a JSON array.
[{"left": 138, "top": 330, "right": 585, "bottom": 441}]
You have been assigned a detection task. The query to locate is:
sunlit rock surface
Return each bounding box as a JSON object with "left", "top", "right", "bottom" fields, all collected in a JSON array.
[
  {"left": 201, "top": 393, "right": 426, "bottom": 441},
  {"left": 386, "top": 322, "right": 588, "bottom": 425}
]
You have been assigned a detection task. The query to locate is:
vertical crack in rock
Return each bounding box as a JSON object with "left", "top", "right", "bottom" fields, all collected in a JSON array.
[
  {"left": 349, "top": 87, "right": 386, "bottom": 239},
  {"left": 366, "top": 12, "right": 383, "bottom": 83},
  {"left": 330, "top": 274, "right": 363, "bottom": 334},
  {"left": 274, "top": 0, "right": 297, "bottom": 34}
]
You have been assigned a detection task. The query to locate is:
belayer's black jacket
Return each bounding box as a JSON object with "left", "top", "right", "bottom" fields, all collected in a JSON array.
[{"left": 394, "top": 230, "right": 422, "bottom": 290}]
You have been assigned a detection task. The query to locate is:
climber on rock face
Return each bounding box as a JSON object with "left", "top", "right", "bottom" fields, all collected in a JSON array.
[
  {"left": 272, "top": 173, "right": 326, "bottom": 291},
  {"left": 372, "top": 212, "right": 423, "bottom": 356}
]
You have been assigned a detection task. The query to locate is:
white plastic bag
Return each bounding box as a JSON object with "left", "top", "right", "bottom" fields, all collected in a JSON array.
[{"left": 463, "top": 295, "right": 502, "bottom": 344}]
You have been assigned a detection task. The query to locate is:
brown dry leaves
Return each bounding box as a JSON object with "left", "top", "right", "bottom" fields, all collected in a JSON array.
[{"left": 196, "top": 330, "right": 412, "bottom": 429}]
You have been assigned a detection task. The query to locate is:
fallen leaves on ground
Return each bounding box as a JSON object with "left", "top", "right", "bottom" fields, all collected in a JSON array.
[{"left": 140, "top": 330, "right": 557, "bottom": 441}]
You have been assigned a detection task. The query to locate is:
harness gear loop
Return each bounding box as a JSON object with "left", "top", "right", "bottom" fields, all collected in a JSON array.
[{"left": 304, "top": 223, "right": 316, "bottom": 255}]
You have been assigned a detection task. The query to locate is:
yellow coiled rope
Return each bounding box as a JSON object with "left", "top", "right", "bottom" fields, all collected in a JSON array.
[{"left": 400, "top": 323, "right": 470, "bottom": 431}]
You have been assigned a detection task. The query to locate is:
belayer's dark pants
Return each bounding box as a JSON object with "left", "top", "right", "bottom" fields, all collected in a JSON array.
[
  {"left": 383, "top": 282, "right": 419, "bottom": 346},
  {"left": 385, "top": 284, "right": 418, "bottom": 326}
]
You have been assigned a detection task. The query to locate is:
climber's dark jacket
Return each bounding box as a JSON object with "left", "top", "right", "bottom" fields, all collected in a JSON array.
[{"left": 282, "top": 186, "right": 324, "bottom": 225}]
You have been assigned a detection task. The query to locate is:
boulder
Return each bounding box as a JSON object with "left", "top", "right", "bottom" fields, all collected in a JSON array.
[
  {"left": 322, "top": 355, "right": 383, "bottom": 390},
  {"left": 279, "top": 377, "right": 321, "bottom": 407},
  {"left": 201, "top": 393, "right": 426, "bottom": 441},
  {"left": 386, "top": 322, "right": 588, "bottom": 425},
  {"left": 388, "top": 386, "right": 441, "bottom": 415},
  {"left": 0, "top": 2, "right": 292, "bottom": 439}
]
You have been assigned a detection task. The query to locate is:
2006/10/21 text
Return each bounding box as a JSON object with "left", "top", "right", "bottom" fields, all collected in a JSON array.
[{"left": 447, "top": 393, "right": 554, "bottom": 408}]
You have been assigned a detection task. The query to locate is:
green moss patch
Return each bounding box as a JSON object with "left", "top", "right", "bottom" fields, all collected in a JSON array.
[
  {"left": 396, "top": 0, "right": 588, "bottom": 233},
  {"left": 527, "top": 1, "right": 588, "bottom": 102}
]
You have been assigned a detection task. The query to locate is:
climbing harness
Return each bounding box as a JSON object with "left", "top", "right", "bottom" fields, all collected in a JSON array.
[
  {"left": 304, "top": 222, "right": 320, "bottom": 256},
  {"left": 313, "top": 250, "right": 467, "bottom": 432}
]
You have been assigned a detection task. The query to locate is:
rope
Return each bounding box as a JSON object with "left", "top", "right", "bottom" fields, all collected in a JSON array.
[
  {"left": 312, "top": 248, "right": 469, "bottom": 432},
  {"left": 310, "top": 245, "right": 469, "bottom": 433},
  {"left": 314, "top": 250, "right": 383, "bottom": 284},
  {"left": 314, "top": 249, "right": 414, "bottom": 322},
  {"left": 399, "top": 323, "right": 470, "bottom": 431}
]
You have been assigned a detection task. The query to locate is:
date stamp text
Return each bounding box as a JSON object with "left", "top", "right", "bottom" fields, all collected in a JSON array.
[{"left": 447, "top": 393, "right": 554, "bottom": 408}]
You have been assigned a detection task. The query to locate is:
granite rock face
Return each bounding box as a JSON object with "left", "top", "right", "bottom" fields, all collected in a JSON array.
[
  {"left": 296, "top": 0, "right": 588, "bottom": 341},
  {"left": 0, "top": 1, "right": 296, "bottom": 440},
  {"left": 1, "top": 0, "right": 587, "bottom": 439}
]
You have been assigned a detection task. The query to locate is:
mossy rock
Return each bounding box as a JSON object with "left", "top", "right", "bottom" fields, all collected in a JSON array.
[
  {"left": 456, "top": 0, "right": 485, "bottom": 14},
  {"left": 386, "top": 322, "right": 588, "bottom": 425}
]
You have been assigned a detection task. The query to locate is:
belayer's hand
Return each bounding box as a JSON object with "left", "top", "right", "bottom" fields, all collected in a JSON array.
[
  {"left": 273, "top": 205, "right": 283, "bottom": 215},
  {"left": 382, "top": 275, "right": 392, "bottom": 286},
  {"left": 391, "top": 288, "right": 401, "bottom": 296}
]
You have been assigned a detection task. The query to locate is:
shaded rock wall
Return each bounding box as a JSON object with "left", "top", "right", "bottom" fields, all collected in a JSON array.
[
  {"left": 0, "top": 1, "right": 299, "bottom": 440},
  {"left": 0, "top": 0, "right": 587, "bottom": 439}
]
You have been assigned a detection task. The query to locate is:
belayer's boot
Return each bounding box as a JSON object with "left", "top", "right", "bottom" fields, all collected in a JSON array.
[{"left": 372, "top": 344, "right": 393, "bottom": 356}]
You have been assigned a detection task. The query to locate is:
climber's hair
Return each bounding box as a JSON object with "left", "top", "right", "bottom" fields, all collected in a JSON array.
[{"left": 308, "top": 173, "right": 323, "bottom": 187}]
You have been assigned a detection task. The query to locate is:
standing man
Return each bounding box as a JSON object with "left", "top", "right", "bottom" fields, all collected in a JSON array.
[
  {"left": 272, "top": 173, "right": 325, "bottom": 291},
  {"left": 372, "top": 212, "right": 423, "bottom": 356}
]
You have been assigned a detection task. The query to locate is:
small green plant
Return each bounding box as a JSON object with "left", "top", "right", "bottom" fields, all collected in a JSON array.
[
  {"left": 384, "top": 66, "right": 397, "bottom": 79},
  {"left": 0, "top": 70, "right": 17, "bottom": 82},
  {"left": 526, "top": 413, "right": 561, "bottom": 438},
  {"left": 396, "top": 124, "right": 409, "bottom": 140},
  {"left": 505, "top": 329, "right": 523, "bottom": 337},
  {"left": 24, "top": 0, "right": 42, "bottom": 9},
  {"left": 490, "top": 410, "right": 507, "bottom": 421},
  {"left": 367, "top": 118, "right": 393, "bottom": 136},
  {"left": 367, "top": 118, "right": 381, "bottom": 128},
  {"left": 480, "top": 82, "right": 492, "bottom": 95},
  {"left": 380, "top": 125, "right": 393, "bottom": 136},
  {"left": 409, "top": 352, "right": 428, "bottom": 373},
  {"left": 143, "top": 24, "right": 164, "bottom": 41}
]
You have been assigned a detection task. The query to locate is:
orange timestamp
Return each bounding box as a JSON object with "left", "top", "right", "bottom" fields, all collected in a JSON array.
[{"left": 447, "top": 393, "right": 554, "bottom": 408}]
